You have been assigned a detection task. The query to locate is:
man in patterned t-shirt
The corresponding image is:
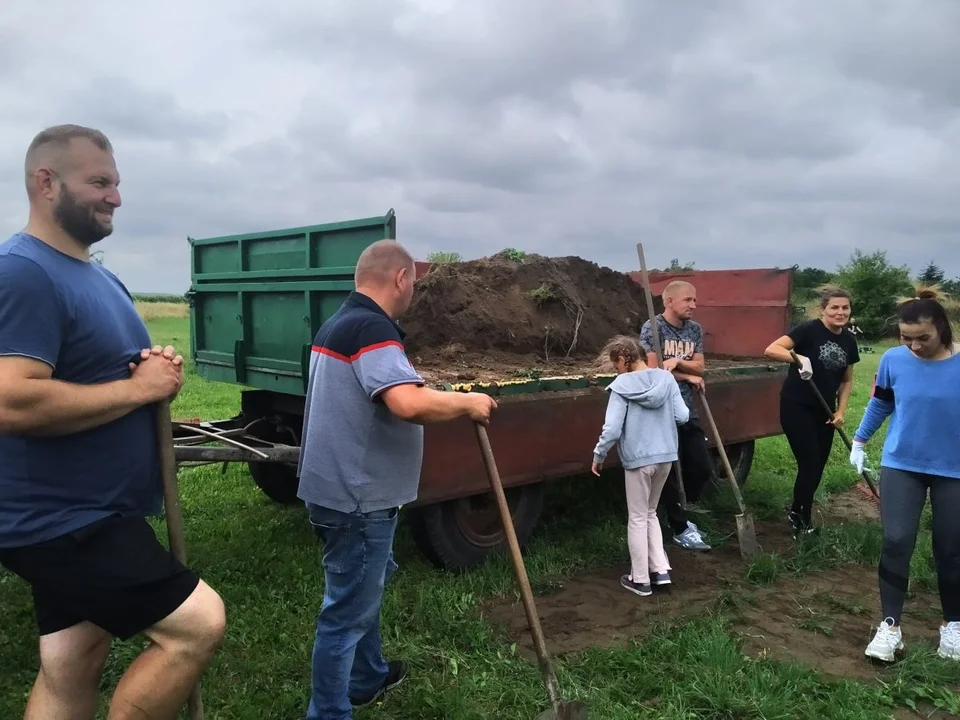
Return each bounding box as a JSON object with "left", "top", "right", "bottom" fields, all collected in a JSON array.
[{"left": 639, "top": 280, "right": 713, "bottom": 553}]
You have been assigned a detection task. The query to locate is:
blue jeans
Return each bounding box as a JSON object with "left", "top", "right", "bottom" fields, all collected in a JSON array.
[{"left": 305, "top": 503, "right": 399, "bottom": 720}]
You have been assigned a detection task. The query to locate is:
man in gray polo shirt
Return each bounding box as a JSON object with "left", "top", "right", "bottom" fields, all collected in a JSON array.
[{"left": 297, "top": 239, "right": 497, "bottom": 719}]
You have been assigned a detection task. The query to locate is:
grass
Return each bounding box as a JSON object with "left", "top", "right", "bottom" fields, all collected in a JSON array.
[{"left": 2, "top": 318, "right": 959, "bottom": 718}]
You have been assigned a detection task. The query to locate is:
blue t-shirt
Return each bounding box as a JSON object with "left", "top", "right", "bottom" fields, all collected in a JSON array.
[
  {"left": 853, "top": 345, "right": 960, "bottom": 479},
  {"left": 0, "top": 233, "right": 161, "bottom": 548}
]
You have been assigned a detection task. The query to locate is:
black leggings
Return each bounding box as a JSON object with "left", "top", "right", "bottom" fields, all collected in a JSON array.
[
  {"left": 780, "top": 397, "right": 835, "bottom": 522},
  {"left": 878, "top": 467, "right": 960, "bottom": 624}
]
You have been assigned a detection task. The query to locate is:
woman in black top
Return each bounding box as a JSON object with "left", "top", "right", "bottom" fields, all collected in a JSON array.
[{"left": 764, "top": 287, "right": 860, "bottom": 535}]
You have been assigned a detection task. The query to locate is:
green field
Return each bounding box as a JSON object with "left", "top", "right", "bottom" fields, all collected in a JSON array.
[{"left": 2, "top": 316, "right": 959, "bottom": 719}]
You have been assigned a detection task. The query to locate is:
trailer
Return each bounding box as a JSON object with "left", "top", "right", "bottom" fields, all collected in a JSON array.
[{"left": 175, "top": 210, "right": 792, "bottom": 570}]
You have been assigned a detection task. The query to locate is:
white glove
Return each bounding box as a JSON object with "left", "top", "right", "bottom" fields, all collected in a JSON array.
[
  {"left": 849, "top": 440, "right": 866, "bottom": 473},
  {"left": 796, "top": 355, "right": 813, "bottom": 380}
]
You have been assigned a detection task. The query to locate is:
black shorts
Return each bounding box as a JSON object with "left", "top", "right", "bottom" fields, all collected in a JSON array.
[{"left": 0, "top": 513, "right": 200, "bottom": 640}]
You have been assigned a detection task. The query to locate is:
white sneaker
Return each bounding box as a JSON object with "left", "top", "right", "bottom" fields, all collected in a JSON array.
[
  {"left": 938, "top": 621, "right": 960, "bottom": 660},
  {"left": 865, "top": 617, "right": 903, "bottom": 662}
]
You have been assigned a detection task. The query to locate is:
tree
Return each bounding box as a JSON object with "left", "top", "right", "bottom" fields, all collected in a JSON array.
[
  {"left": 653, "top": 258, "right": 695, "bottom": 272},
  {"left": 917, "top": 261, "right": 945, "bottom": 287},
  {"left": 834, "top": 250, "right": 913, "bottom": 339},
  {"left": 791, "top": 266, "right": 834, "bottom": 302}
]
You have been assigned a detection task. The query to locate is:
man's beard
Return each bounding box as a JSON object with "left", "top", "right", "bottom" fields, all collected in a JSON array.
[{"left": 53, "top": 185, "right": 114, "bottom": 247}]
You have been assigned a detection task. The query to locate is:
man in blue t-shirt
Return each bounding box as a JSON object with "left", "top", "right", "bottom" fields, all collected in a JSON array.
[{"left": 0, "top": 125, "right": 225, "bottom": 718}]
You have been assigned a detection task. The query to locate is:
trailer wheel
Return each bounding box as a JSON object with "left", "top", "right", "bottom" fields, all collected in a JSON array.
[
  {"left": 407, "top": 483, "right": 545, "bottom": 571},
  {"left": 707, "top": 440, "right": 755, "bottom": 492},
  {"left": 248, "top": 462, "right": 301, "bottom": 504}
]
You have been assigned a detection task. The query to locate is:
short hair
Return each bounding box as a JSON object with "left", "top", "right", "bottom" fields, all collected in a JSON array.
[
  {"left": 662, "top": 280, "right": 695, "bottom": 300},
  {"left": 24, "top": 124, "right": 113, "bottom": 194},
  {"left": 354, "top": 239, "right": 415, "bottom": 287},
  {"left": 816, "top": 284, "right": 853, "bottom": 310}
]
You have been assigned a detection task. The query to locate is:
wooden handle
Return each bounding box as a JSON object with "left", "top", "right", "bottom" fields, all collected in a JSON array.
[
  {"left": 156, "top": 400, "right": 204, "bottom": 719},
  {"left": 698, "top": 394, "right": 747, "bottom": 513},
  {"left": 636, "top": 242, "right": 687, "bottom": 507},
  {"left": 474, "top": 423, "right": 562, "bottom": 710},
  {"left": 788, "top": 351, "right": 878, "bottom": 498}
]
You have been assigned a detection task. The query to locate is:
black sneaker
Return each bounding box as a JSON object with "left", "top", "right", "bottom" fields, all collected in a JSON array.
[
  {"left": 787, "top": 510, "right": 815, "bottom": 537},
  {"left": 349, "top": 660, "right": 407, "bottom": 708},
  {"left": 620, "top": 574, "right": 652, "bottom": 597}
]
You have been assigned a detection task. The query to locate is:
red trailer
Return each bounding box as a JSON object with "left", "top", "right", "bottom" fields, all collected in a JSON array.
[{"left": 175, "top": 242, "right": 792, "bottom": 570}]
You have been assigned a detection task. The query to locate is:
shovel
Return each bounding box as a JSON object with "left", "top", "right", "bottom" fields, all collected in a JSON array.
[
  {"left": 474, "top": 423, "right": 588, "bottom": 720},
  {"left": 157, "top": 399, "right": 205, "bottom": 720},
  {"left": 787, "top": 350, "right": 879, "bottom": 499},
  {"left": 635, "top": 242, "right": 687, "bottom": 509},
  {"left": 697, "top": 393, "right": 761, "bottom": 560}
]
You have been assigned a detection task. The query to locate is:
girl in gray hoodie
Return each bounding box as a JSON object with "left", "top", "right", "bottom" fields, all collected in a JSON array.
[{"left": 592, "top": 335, "right": 690, "bottom": 597}]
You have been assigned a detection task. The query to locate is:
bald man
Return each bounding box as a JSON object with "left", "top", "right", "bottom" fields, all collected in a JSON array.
[
  {"left": 0, "top": 125, "right": 225, "bottom": 718},
  {"left": 297, "top": 239, "right": 497, "bottom": 718},
  {"left": 639, "top": 280, "right": 713, "bottom": 553}
]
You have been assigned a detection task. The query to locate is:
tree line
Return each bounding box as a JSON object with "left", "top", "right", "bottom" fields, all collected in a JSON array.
[{"left": 791, "top": 250, "right": 959, "bottom": 340}]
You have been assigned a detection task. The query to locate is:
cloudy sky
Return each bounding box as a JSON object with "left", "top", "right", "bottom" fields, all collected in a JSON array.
[{"left": 1, "top": 0, "right": 957, "bottom": 293}]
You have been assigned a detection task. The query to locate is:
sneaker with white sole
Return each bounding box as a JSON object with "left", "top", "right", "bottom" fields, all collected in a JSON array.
[
  {"left": 865, "top": 617, "right": 904, "bottom": 662},
  {"left": 620, "top": 574, "right": 652, "bottom": 597},
  {"left": 938, "top": 622, "right": 960, "bottom": 660},
  {"left": 673, "top": 522, "right": 711, "bottom": 552},
  {"left": 651, "top": 571, "right": 672, "bottom": 586}
]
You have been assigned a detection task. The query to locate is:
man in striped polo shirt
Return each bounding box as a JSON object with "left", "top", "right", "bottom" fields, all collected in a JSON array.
[{"left": 297, "top": 239, "right": 497, "bottom": 719}]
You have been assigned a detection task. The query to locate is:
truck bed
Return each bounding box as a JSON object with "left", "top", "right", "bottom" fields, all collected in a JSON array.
[{"left": 411, "top": 348, "right": 775, "bottom": 388}]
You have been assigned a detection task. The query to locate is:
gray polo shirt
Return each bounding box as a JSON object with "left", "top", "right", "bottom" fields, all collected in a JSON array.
[{"left": 297, "top": 291, "right": 425, "bottom": 513}]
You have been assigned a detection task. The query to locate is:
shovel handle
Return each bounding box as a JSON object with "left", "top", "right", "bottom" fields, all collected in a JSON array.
[
  {"left": 474, "top": 423, "right": 563, "bottom": 712},
  {"left": 156, "top": 400, "right": 205, "bottom": 719},
  {"left": 697, "top": 393, "right": 747, "bottom": 513},
  {"left": 787, "top": 350, "right": 879, "bottom": 498},
  {"left": 635, "top": 242, "right": 687, "bottom": 508}
]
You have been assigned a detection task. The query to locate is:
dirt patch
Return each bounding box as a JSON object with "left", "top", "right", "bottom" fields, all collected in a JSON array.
[
  {"left": 402, "top": 252, "right": 661, "bottom": 382},
  {"left": 824, "top": 482, "right": 880, "bottom": 523},
  {"left": 482, "top": 519, "right": 795, "bottom": 658},
  {"left": 482, "top": 502, "right": 939, "bottom": 688}
]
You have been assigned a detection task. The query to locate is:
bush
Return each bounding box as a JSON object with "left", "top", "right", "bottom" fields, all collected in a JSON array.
[
  {"left": 426, "top": 251, "right": 462, "bottom": 264},
  {"left": 834, "top": 250, "right": 913, "bottom": 340},
  {"left": 133, "top": 293, "right": 189, "bottom": 304}
]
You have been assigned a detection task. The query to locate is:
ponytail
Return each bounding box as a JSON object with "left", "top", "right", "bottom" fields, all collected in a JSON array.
[{"left": 897, "top": 283, "right": 954, "bottom": 349}]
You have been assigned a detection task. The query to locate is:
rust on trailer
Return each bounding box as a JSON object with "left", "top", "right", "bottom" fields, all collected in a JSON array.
[
  {"left": 628, "top": 267, "right": 794, "bottom": 359},
  {"left": 410, "top": 367, "right": 784, "bottom": 507}
]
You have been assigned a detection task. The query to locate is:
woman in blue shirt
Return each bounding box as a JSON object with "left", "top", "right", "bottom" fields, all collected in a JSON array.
[{"left": 852, "top": 288, "right": 960, "bottom": 663}]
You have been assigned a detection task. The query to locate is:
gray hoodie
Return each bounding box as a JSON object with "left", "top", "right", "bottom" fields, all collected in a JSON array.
[{"left": 592, "top": 368, "right": 690, "bottom": 469}]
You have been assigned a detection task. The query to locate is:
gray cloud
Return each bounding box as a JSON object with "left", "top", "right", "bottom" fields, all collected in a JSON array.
[{"left": 0, "top": 0, "right": 957, "bottom": 295}]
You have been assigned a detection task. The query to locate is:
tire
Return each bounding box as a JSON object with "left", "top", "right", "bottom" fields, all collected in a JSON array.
[
  {"left": 407, "top": 482, "right": 545, "bottom": 571},
  {"left": 706, "top": 440, "right": 756, "bottom": 494},
  {"left": 248, "top": 461, "right": 300, "bottom": 504}
]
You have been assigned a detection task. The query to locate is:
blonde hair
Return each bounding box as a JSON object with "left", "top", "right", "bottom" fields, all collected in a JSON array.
[{"left": 596, "top": 334, "right": 646, "bottom": 371}]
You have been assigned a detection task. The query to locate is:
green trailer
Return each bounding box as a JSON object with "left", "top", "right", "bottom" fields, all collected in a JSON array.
[{"left": 175, "top": 210, "right": 791, "bottom": 570}]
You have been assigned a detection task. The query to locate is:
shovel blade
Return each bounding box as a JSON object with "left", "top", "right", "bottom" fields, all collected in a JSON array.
[
  {"left": 535, "top": 701, "right": 588, "bottom": 720},
  {"left": 735, "top": 513, "right": 761, "bottom": 560}
]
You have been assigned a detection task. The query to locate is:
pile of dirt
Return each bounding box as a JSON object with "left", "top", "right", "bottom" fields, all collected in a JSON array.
[{"left": 401, "top": 251, "right": 661, "bottom": 375}]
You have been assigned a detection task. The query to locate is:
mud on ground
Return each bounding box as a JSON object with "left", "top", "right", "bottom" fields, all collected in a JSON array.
[{"left": 482, "top": 489, "right": 953, "bottom": 716}]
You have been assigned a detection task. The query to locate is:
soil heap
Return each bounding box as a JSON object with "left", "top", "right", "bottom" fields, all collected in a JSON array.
[{"left": 401, "top": 251, "right": 663, "bottom": 382}]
